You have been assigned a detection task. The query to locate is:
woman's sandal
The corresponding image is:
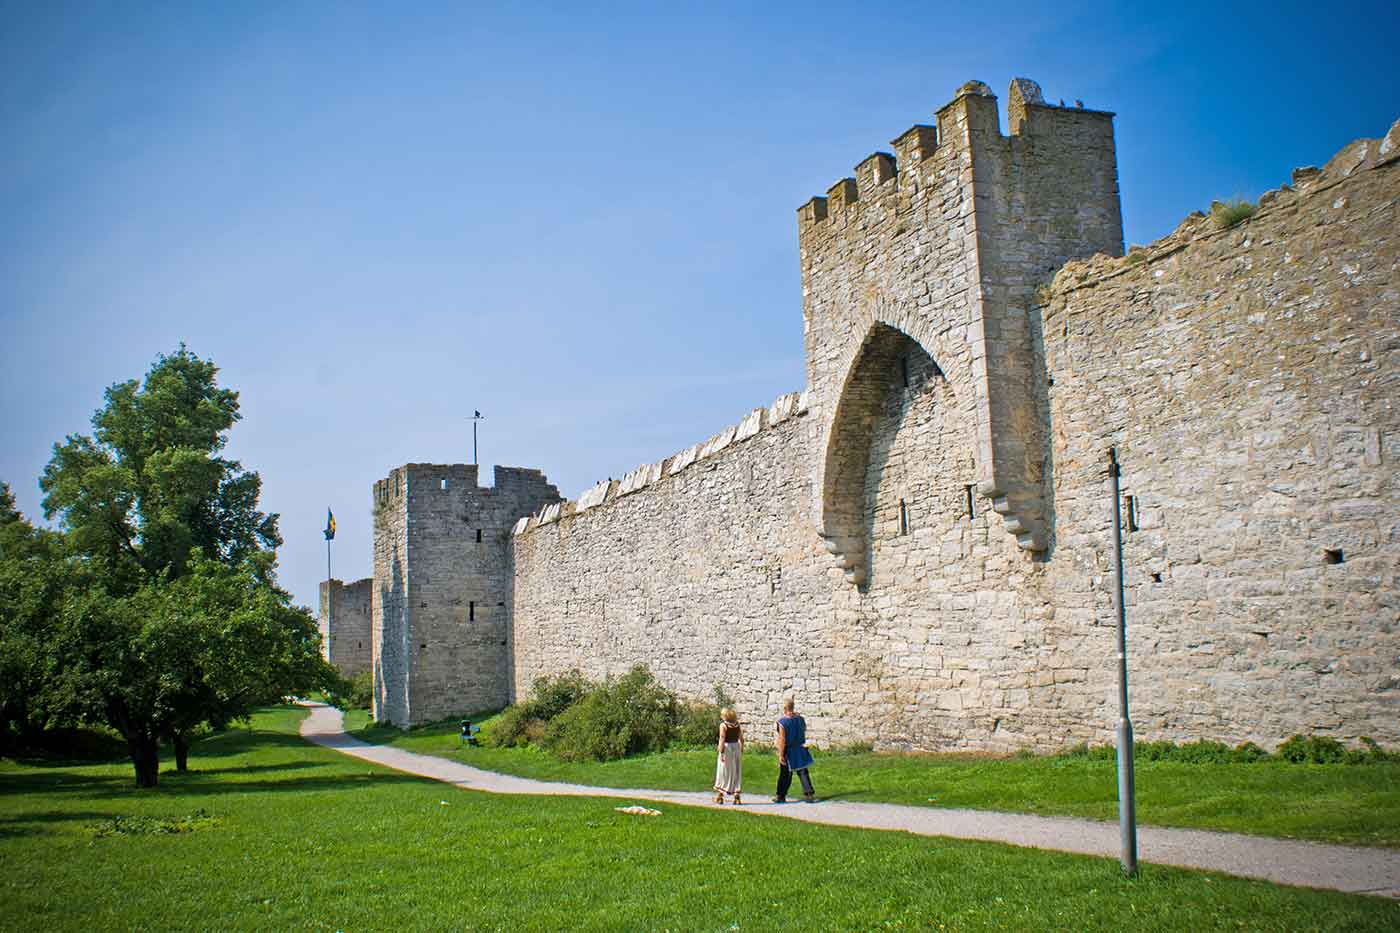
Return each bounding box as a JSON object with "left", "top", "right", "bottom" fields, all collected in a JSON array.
[
  {"left": 714, "top": 791, "right": 724, "bottom": 804},
  {"left": 733, "top": 794, "right": 742, "bottom": 806}
]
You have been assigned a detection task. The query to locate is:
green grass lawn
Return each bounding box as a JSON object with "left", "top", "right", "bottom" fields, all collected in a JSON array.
[
  {"left": 345, "top": 710, "right": 1400, "bottom": 848},
  {"left": 2, "top": 707, "right": 1397, "bottom": 931}
]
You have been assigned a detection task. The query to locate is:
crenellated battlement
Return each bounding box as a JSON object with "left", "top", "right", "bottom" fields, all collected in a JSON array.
[
  {"left": 512, "top": 389, "right": 810, "bottom": 537},
  {"left": 798, "top": 77, "right": 1122, "bottom": 568},
  {"left": 798, "top": 78, "right": 1116, "bottom": 246}
]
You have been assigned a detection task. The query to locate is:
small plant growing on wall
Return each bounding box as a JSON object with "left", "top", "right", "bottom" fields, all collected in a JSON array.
[{"left": 1210, "top": 198, "right": 1256, "bottom": 229}]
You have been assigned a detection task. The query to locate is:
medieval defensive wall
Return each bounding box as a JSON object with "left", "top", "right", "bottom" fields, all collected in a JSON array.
[{"left": 325, "top": 77, "right": 1400, "bottom": 753}]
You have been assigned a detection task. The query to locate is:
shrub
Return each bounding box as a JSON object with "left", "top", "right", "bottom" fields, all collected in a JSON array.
[
  {"left": 1231, "top": 741, "right": 1270, "bottom": 763},
  {"left": 542, "top": 666, "right": 677, "bottom": 761},
  {"left": 487, "top": 669, "right": 593, "bottom": 748},
  {"left": 1210, "top": 198, "right": 1256, "bottom": 229},
  {"left": 672, "top": 685, "right": 736, "bottom": 749},
  {"left": 348, "top": 671, "right": 374, "bottom": 710},
  {"left": 1276, "top": 734, "right": 1348, "bottom": 764}
]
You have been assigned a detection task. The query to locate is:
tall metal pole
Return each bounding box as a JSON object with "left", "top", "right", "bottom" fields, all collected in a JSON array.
[
  {"left": 325, "top": 533, "right": 333, "bottom": 646},
  {"left": 469, "top": 411, "right": 484, "bottom": 466},
  {"left": 1108, "top": 447, "right": 1138, "bottom": 876}
]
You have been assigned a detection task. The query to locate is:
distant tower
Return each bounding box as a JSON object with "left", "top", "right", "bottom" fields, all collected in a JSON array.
[
  {"left": 370, "top": 464, "right": 562, "bottom": 726},
  {"left": 318, "top": 577, "right": 372, "bottom": 677}
]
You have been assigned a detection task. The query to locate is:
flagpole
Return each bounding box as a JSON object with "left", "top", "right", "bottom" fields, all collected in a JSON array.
[
  {"left": 469, "top": 411, "right": 484, "bottom": 466},
  {"left": 325, "top": 509, "right": 333, "bottom": 646}
]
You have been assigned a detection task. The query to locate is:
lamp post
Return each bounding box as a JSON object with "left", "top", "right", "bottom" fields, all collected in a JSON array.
[{"left": 1107, "top": 447, "right": 1138, "bottom": 876}]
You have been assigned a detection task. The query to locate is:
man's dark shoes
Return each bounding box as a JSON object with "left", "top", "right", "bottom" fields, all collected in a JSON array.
[
  {"left": 803, "top": 794, "right": 817, "bottom": 803},
  {"left": 771, "top": 796, "right": 786, "bottom": 803}
]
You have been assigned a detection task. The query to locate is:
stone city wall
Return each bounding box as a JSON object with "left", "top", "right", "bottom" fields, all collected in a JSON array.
[
  {"left": 318, "top": 577, "right": 372, "bottom": 677},
  {"left": 508, "top": 107, "right": 1400, "bottom": 751},
  {"left": 1039, "top": 120, "right": 1400, "bottom": 745}
]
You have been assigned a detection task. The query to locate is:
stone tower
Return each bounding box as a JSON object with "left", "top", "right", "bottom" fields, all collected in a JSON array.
[
  {"left": 800, "top": 78, "right": 1122, "bottom": 584},
  {"left": 371, "top": 463, "right": 561, "bottom": 726},
  {"left": 318, "top": 577, "right": 372, "bottom": 677}
]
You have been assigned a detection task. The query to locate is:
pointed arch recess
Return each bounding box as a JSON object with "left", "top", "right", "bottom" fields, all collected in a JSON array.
[{"left": 819, "top": 323, "right": 957, "bottom": 586}]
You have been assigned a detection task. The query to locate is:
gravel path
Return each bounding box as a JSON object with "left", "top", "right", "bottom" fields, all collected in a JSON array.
[{"left": 300, "top": 703, "right": 1399, "bottom": 898}]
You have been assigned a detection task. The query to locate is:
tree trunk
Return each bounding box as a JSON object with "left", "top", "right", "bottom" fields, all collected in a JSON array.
[
  {"left": 173, "top": 732, "right": 189, "bottom": 772},
  {"left": 127, "top": 733, "right": 160, "bottom": 788}
]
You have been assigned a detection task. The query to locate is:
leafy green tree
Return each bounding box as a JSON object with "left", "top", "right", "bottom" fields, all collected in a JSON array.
[
  {"left": 43, "top": 554, "right": 334, "bottom": 784},
  {"left": 28, "top": 347, "right": 341, "bottom": 785},
  {"left": 0, "top": 483, "right": 68, "bottom": 745},
  {"left": 40, "top": 345, "right": 280, "bottom": 591}
]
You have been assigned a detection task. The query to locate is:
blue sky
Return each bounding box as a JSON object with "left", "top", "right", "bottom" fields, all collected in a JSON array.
[{"left": 3, "top": 1, "right": 1397, "bottom": 612}]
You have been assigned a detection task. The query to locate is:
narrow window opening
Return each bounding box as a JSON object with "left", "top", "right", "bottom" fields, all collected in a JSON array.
[
  {"left": 475, "top": 528, "right": 483, "bottom": 543},
  {"left": 898, "top": 498, "right": 909, "bottom": 535},
  {"left": 900, "top": 356, "right": 909, "bottom": 387},
  {"left": 964, "top": 485, "right": 976, "bottom": 519},
  {"left": 441, "top": 478, "right": 448, "bottom": 490},
  {"left": 1125, "top": 495, "right": 1139, "bottom": 532},
  {"left": 469, "top": 601, "right": 476, "bottom": 621},
  {"left": 1047, "top": 376, "right": 1055, "bottom": 387},
  {"left": 1150, "top": 572, "right": 1162, "bottom": 584},
  {"left": 1324, "top": 548, "right": 1344, "bottom": 565}
]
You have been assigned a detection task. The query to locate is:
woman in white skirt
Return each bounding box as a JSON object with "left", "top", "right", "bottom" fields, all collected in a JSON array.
[{"left": 713, "top": 707, "right": 744, "bottom": 805}]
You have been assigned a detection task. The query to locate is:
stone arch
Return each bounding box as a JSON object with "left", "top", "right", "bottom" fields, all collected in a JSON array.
[{"left": 818, "top": 321, "right": 966, "bottom": 585}]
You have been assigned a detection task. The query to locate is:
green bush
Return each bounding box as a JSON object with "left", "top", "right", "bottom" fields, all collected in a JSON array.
[
  {"left": 1276, "top": 734, "right": 1348, "bottom": 764},
  {"left": 1210, "top": 198, "right": 1256, "bottom": 229},
  {"left": 542, "top": 666, "right": 677, "bottom": 761},
  {"left": 672, "top": 685, "right": 736, "bottom": 749},
  {"left": 487, "top": 667, "right": 753, "bottom": 761},
  {"left": 348, "top": 671, "right": 374, "bottom": 710},
  {"left": 487, "top": 670, "right": 593, "bottom": 748}
]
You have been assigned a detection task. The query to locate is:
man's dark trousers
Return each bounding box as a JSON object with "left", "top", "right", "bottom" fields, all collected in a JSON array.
[{"left": 775, "top": 763, "right": 814, "bottom": 800}]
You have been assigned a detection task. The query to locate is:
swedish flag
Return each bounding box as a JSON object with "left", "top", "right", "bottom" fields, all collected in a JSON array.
[{"left": 324, "top": 508, "right": 336, "bottom": 541}]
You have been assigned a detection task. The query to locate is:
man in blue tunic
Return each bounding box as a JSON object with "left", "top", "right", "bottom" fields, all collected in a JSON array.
[{"left": 772, "top": 697, "right": 816, "bottom": 803}]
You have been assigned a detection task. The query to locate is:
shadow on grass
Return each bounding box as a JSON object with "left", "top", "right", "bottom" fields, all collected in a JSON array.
[
  {"left": 0, "top": 810, "right": 124, "bottom": 839},
  {"left": 0, "top": 765, "right": 425, "bottom": 800},
  {"left": 173, "top": 760, "right": 328, "bottom": 777}
]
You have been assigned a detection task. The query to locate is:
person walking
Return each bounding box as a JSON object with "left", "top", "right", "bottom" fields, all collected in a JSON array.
[
  {"left": 772, "top": 697, "right": 815, "bottom": 803},
  {"left": 714, "top": 707, "right": 744, "bottom": 805}
]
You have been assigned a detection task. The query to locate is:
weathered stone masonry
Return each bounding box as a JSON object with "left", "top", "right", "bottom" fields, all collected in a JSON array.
[
  {"left": 347, "top": 77, "right": 1400, "bottom": 749},
  {"left": 318, "top": 577, "right": 372, "bottom": 677}
]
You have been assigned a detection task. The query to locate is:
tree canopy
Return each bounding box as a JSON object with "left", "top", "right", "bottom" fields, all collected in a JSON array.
[
  {"left": 40, "top": 346, "right": 280, "bottom": 591},
  {"left": 2, "top": 347, "right": 342, "bottom": 785}
]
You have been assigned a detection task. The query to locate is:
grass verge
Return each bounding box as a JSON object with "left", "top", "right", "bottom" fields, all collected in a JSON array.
[
  {"left": 346, "top": 710, "right": 1400, "bottom": 847},
  {"left": 2, "top": 706, "right": 1397, "bottom": 931}
]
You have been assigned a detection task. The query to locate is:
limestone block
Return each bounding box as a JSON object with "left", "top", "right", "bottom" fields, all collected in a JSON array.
[
  {"left": 699, "top": 426, "right": 737, "bottom": 460},
  {"left": 769, "top": 392, "right": 798, "bottom": 425},
  {"left": 575, "top": 480, "right": 611, "bottom": 513},
  {"left": 668, "top": 444, "right": 699, "bottom": 476},
  {"left": 735, "top": 407, "right": 765, "bottom": 442}
]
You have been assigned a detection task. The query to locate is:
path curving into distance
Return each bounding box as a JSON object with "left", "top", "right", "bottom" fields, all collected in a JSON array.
[{"left": 299, "top": 703, "right": 1399, "bottom": 898}]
